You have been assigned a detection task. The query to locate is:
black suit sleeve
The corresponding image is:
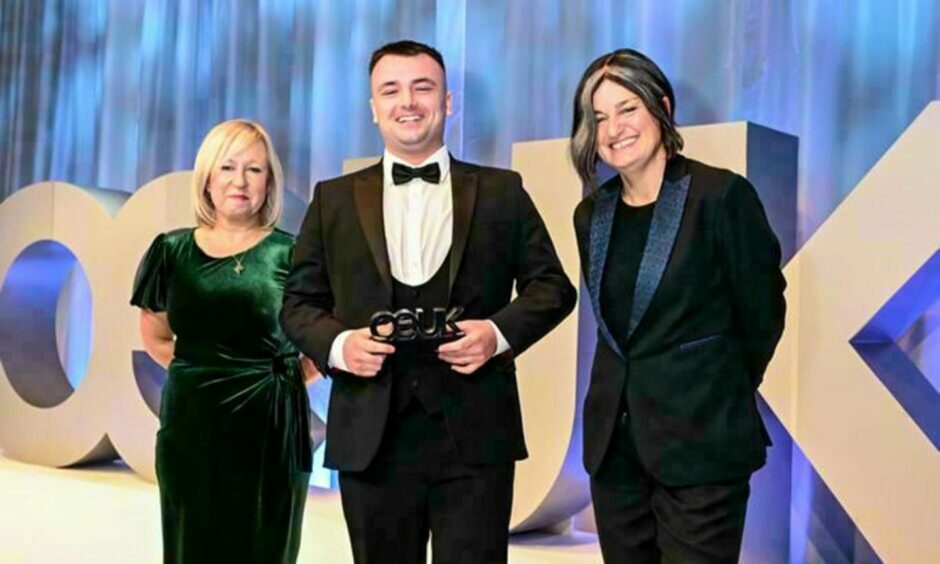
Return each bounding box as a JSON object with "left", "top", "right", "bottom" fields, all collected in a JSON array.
[
  {"left": 490, "top": 174, "right": 577, "bottom": 356},
  {"left": 717, "top": 176, "right": 787, "bottom": 386},
  {"left": 280, "top": 184, "right": 349, "bottom": 373}
]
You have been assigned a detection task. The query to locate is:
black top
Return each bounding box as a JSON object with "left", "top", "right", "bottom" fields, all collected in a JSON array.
[{"left": 600, "top": 198, "right": 655, "bottom": 352}]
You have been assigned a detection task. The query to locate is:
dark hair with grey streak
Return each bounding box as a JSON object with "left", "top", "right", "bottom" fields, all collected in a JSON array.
[{"left": 570, "top": 49, "right": 683, "bottom": 189}]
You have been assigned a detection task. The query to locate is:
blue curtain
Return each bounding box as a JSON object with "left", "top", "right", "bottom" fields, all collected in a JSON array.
[{"left": 2, "top": 1, "right": 938, "bottom": 240}]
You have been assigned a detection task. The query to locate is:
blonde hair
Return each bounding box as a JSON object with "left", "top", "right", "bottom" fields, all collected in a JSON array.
[{"left": 191, "top": 119, "right": 284, "bottom": 229}]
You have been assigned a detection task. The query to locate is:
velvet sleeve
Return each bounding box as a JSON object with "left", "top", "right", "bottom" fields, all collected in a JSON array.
[{"left": 130, "top": 233, "right": 169, "bottom": 312}]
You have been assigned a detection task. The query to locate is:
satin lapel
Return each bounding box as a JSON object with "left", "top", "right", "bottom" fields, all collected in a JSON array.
[
  {"left": 588, "top": 184, "right": 623, "bottom": 358},
  {"left": 627, "top": 174, "right": 691, "bottom": 338},
  {"left": 352, "top": 164, "right": 393, "bottom": 298},
  {"left": 447, "top": 161, "right": 478, "bottom": 301}
]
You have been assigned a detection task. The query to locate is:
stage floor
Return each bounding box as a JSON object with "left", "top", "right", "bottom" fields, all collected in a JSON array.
[{"left": 0, "top": 456, "right": 601, "bottom": 563}]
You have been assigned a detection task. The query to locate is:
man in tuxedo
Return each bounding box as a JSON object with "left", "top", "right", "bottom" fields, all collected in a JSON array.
[{"left": 280, "top": 40, "right": 576, "bottom": 563}]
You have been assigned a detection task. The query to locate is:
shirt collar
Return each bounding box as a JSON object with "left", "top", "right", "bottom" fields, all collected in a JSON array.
[{"left": 383, "top": 145, "right": 451, "bottom": 185}]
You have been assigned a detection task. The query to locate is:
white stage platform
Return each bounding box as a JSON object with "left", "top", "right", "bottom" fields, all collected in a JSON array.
[{"left": 0, "top": 456, "right": 601, "bottom": 563}]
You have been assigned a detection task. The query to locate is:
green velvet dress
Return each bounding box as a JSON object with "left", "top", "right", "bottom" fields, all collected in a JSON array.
[{"left": 131, "top": 228, "right": 312, "bottom": 564}]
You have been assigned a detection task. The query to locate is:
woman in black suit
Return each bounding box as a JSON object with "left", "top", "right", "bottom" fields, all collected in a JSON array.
[{"left": 570, "top": 49, "right": 786, "bottom": 563}]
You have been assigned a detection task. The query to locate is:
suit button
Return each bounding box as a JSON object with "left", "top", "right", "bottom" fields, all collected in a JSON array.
[{"left": 411, "top": 380, "right": 419, "bottom": 389}]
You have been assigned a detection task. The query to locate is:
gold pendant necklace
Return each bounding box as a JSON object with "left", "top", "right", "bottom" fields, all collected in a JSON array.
[
  {"left": 232, "top": 249, "right": 250, "bottom": 275},
  {"left": 213, "top": 227, "right": 263, "bottom": 275}
]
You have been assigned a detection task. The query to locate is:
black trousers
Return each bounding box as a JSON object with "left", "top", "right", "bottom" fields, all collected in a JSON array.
[
  {"left": 338, "top": 400, "right": 515, "bottom": 564},
  {"left": 591, "top": 413, "right": 751, "bottom": 564}
]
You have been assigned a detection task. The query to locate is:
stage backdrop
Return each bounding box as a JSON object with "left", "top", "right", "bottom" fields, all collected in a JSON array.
[
  {"left": 1, "top": 1, "right": 939, "bottom": 563},
  {"left": 2, "top": 1, "right": 939, "bottom": 242}
]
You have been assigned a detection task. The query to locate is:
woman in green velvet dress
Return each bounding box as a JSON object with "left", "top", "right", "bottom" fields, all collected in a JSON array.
[{"left": 131, "top": 119, "right": 318, "bottom": 563}]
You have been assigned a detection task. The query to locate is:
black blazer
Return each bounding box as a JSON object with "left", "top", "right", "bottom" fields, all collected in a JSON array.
[
  {"left": 574, "top": 155, "right": 786, "bottom": 486},
  {"left": 282, "top": 158, "right": 576, "bottom": 471}
]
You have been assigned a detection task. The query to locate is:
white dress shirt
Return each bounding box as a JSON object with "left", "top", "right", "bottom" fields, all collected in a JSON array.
[
  {"left": 383, "top": 146, "right": 454, "bottom": 285},
  {"left": 328, "top": 146, "right": 509, "bottom": 370}
]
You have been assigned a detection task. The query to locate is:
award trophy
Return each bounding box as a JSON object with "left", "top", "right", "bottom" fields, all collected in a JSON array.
[{"left": 369, "top": 306, "right": 465, "bottom": 350}]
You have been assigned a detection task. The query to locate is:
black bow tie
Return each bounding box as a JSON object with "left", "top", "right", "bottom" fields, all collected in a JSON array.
[{"left": 392, "top": 162, "right": 441, "bottom": 185}]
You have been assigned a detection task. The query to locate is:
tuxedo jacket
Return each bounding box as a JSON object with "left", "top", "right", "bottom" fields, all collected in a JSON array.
[
  {"left": 574, "top": 155, "right": 786, "bottom": 486},
  {"left": 281, "top": 158, "right": 576, "bottom": 472}
]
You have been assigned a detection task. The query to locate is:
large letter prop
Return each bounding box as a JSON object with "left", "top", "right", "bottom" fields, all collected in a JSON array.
[
  {"left": 0, "top": 174, "right": 193, "bottom": 480},
  {"left": 760, "top": 102, "right": 940, "bottom": 563}
]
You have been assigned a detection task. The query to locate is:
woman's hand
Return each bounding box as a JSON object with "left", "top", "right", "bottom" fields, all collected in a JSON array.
[
  {"left": 300, "top": 355, "right": 322, "bottom": 385},
  {"left": 139, "top": 309, "right": 174, "bottom": 368}
]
